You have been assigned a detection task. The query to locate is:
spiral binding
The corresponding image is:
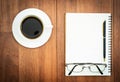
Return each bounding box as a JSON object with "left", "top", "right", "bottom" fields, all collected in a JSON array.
[{"left": 108, "top": 15, "right": 112, "bottom": 74}]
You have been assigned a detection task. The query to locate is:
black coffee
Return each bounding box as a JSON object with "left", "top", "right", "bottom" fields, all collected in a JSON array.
[{"left": 21, "top": 17, "right": 43, "bottom": 39}]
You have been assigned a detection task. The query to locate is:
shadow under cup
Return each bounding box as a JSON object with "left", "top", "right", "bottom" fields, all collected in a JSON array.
[{"left": 21, "top": 17, "right": 43, "bottom": 39}]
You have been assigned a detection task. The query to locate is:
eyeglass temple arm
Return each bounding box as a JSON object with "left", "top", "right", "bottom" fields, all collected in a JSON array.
[
  {"left": 95, "top": 65, "right": 103, "bottom": 75},
  {"left": 68, "top": 65, "right": 78, "bottom": 75}
]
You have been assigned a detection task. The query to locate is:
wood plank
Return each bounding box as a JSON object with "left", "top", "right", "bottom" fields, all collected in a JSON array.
[
  {"left": 76, "top": 0, "right": 111, "bottom": 13},
  {"left": 0, "top": 0, "right": 19, "bottom": 32},
  {"left": 57, "top": 0, "right": 113, "bottom": 82},
  {"left": 19, "top": 47, "right": 40, "bottom": 82},
  {"left": 39, "top": 0, "right": 57, "bottom": 82},
  {"left": 0, "top": 32, "right": 19, "bottom": 82},
  {"left": 113, "top": 0, "right": 120, "bottom": 82},
  {"left": 18, "top": 0, "right": 57, "bottom": 82},
  {"left": 56, "top": 0, "right": 66, "bottom": 82}
]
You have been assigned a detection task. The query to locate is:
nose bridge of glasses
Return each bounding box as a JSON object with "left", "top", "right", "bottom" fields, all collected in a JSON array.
[
  {"left": 83, "top": 64, "right": 91, "bottom": 67},
  {"left": 82, "top": 65, "right": 91, "bottom": 71}
]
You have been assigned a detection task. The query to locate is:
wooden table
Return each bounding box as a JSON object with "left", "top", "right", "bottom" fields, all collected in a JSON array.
[{"left": 0, "top": 0, "right": 119, "bottom": 82}]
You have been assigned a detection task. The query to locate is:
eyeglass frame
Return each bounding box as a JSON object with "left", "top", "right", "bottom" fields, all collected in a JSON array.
[{"left": 66, "top": 63, "right": 107, "bottom": 75}]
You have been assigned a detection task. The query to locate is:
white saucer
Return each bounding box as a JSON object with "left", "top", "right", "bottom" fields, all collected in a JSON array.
[{"left": 12, "top": 8, "right": 53, "bottom": 48}]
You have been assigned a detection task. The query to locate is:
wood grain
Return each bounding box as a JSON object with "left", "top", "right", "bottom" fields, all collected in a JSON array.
[
  {"left": 0, "top": 0, "right": 19, "bottom": 32},
  {"left": 0, "top": 0, "right": 120, "bottom": 82},
  {"left": 113, "top": 0, "right": 120, "bottom": 82},
  {"left": 0, "top": 32, "right": 19, "bottom": 82},
  {"left": 18, "top": 0, "right": 57, "bottom": 82}
]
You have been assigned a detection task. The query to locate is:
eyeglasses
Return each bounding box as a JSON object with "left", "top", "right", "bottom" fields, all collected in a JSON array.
[{"left": 66, "top": 63, "right": 107, "bottom": 75}]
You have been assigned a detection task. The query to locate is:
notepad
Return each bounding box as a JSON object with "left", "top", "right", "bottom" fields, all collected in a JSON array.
[{"left": 65, "top": 13, "right": 111, "bottom": 76}]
